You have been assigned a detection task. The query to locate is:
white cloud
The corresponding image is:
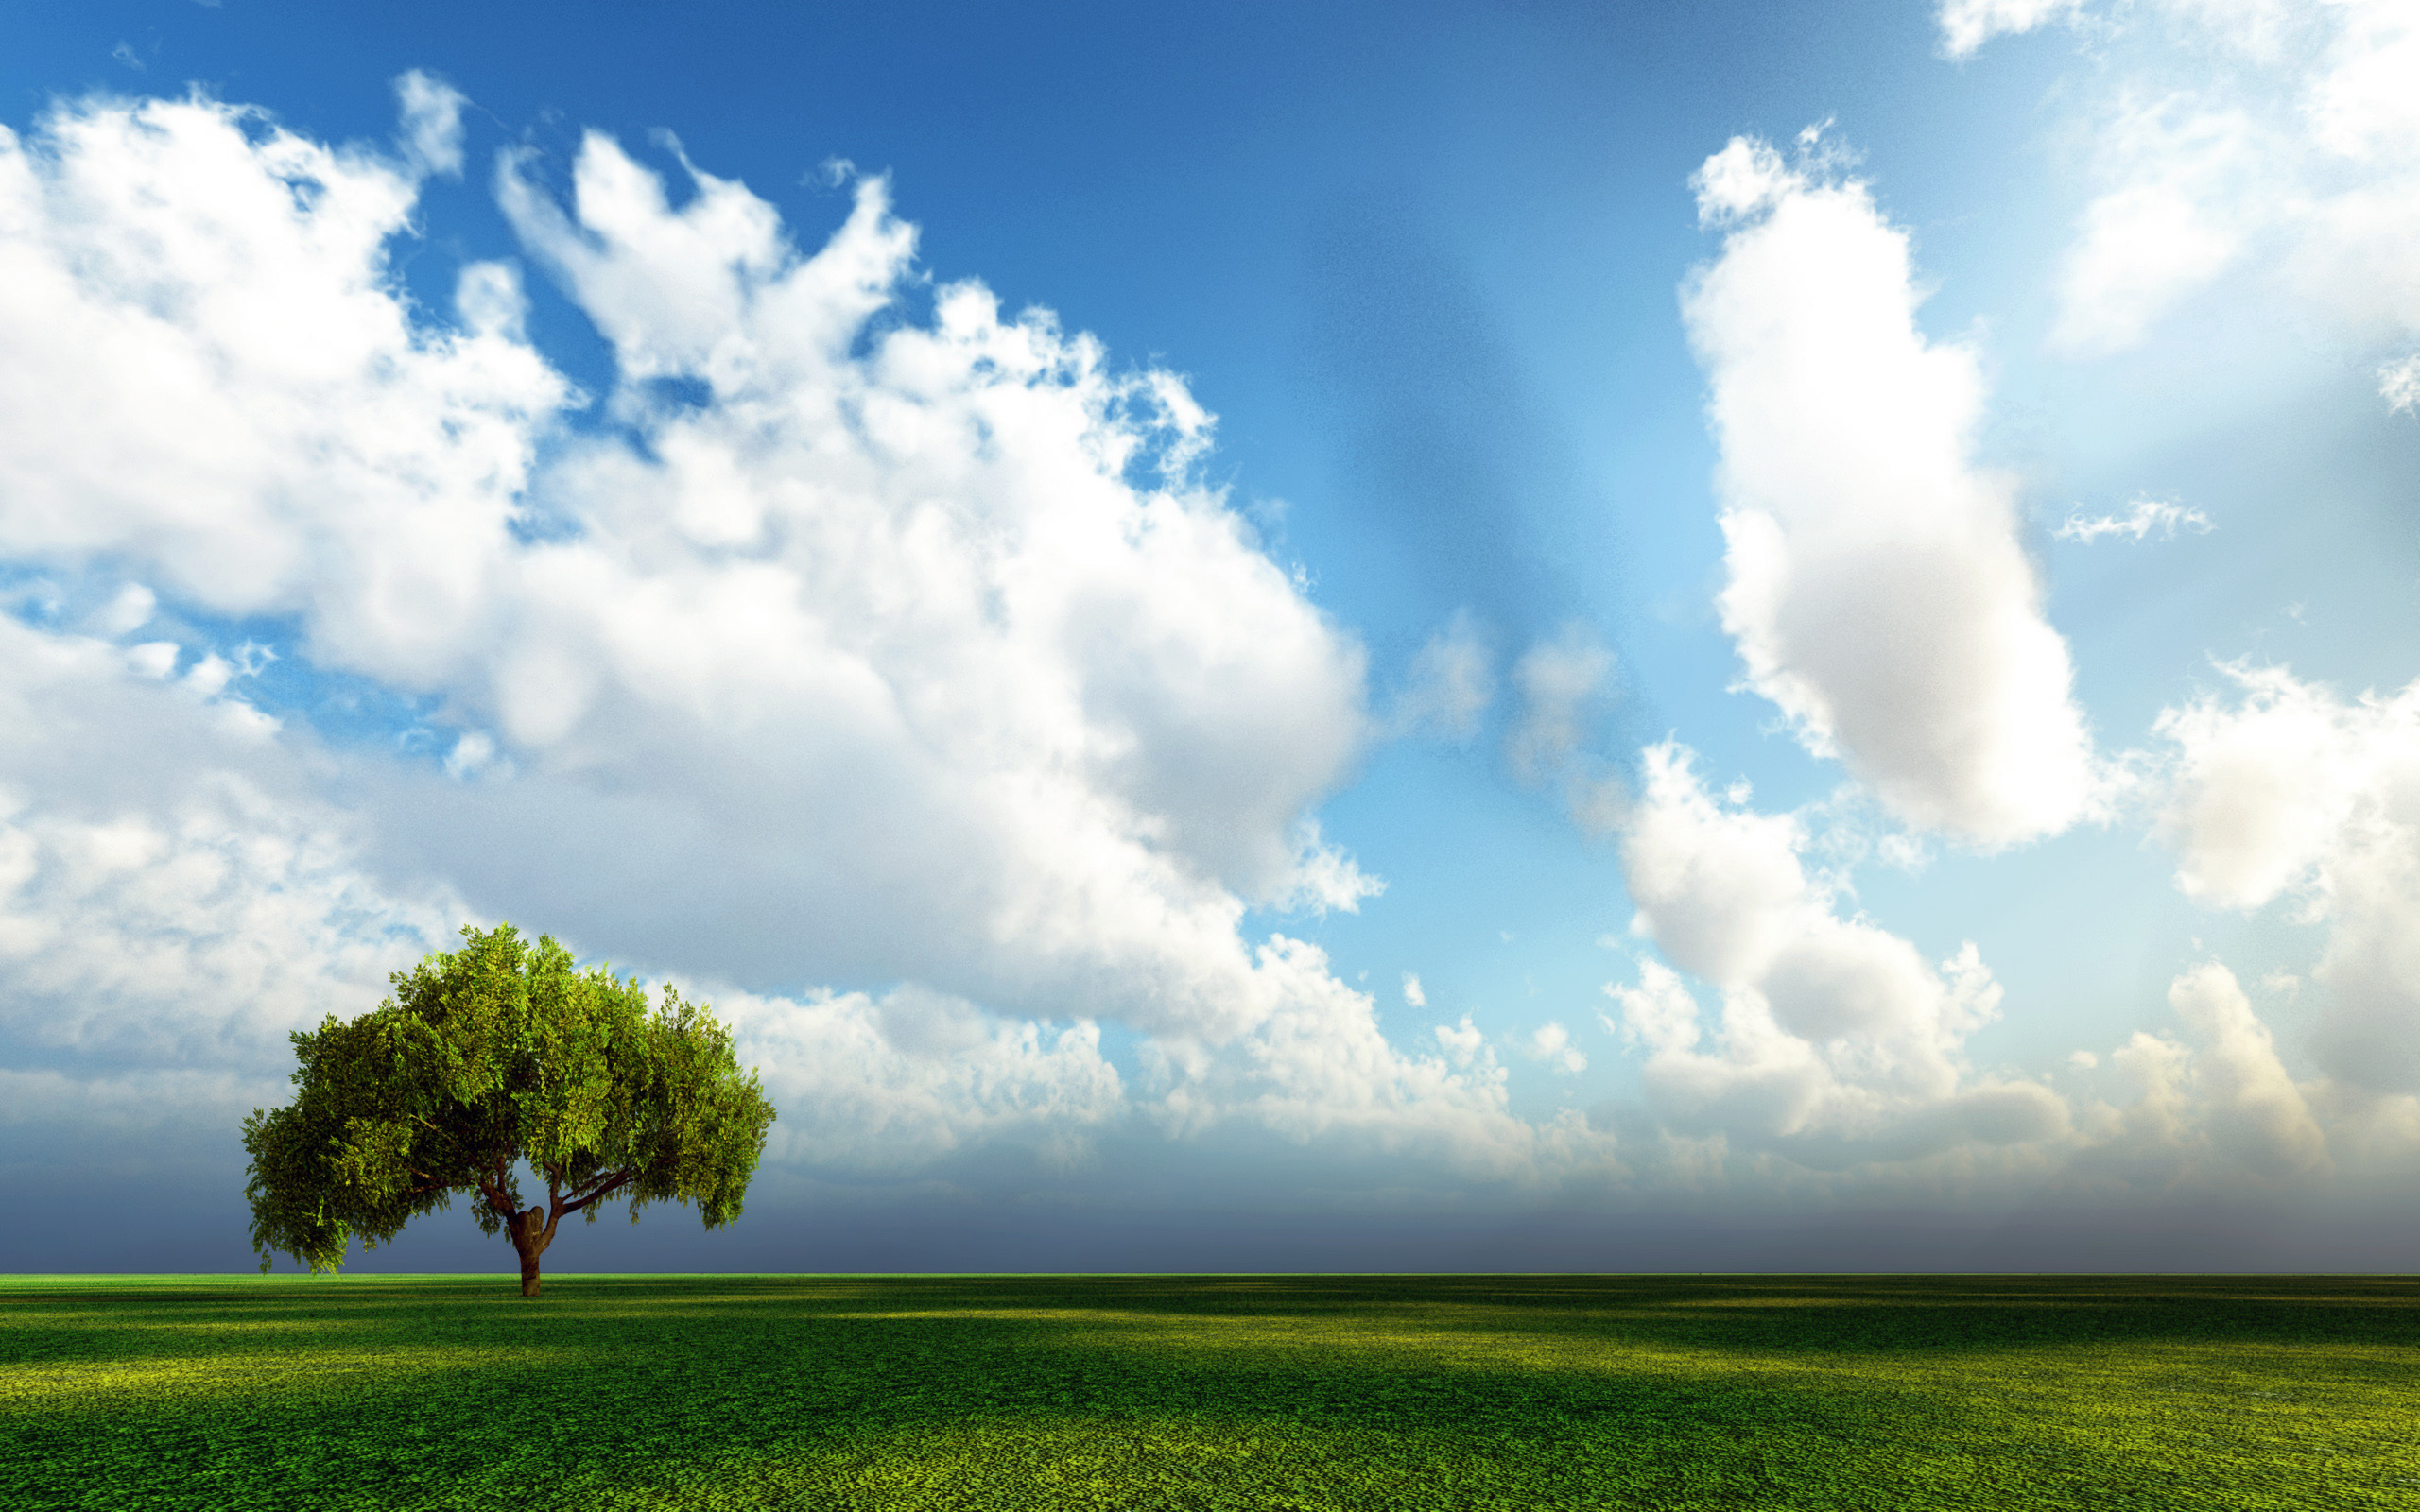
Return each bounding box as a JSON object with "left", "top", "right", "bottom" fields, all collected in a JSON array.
[
  {"left": 2051, "top": 97, "right": 2256, "bottom": 355},
  {"left": 1143, "top": 942, "right": 1605, "bottom": 1183},
  {"left": 1969, "top": 1, "right": 2420, "bottom": 377},
  {"left": 442, "top": 730, "right": 497, "bottom": 782},
  {"left": 714, "top": 983, "right": 1125, "bottom": 1171},
  {"left": 1937, "top": 0, "right": 2084, "bottom": 60},
  {"left": 0, "top": 83, "right": 1655, "bottom": 1199},
  {"left": 89, "top": 582, "right": 154, "bottom": 636},
  {"left": 1502, "top": 622, "right": 1629, "bottom": 834},
  {"left": 2155, "top": 662, "right": 2420, "bottom": 1099},
  {"left": 0, "top": 618, "right": 468, "bottom": 1072},
  {"left": 1387, "top": 610, "right": 1493, "bottom": 742},
  {"left": 1505, "top": 622, "right": 1613, "bottom": 782},
  {"left": 1523, "top": 1022, "right": 1586, "bottom": 1075},
  {"left": 1606, "top": 742, "right": 2068, "bottom": 1164},
  {"left": 0, "top": 89, "right": 1381, "bottom": 1048},
  {"left": 125, "top": 641, "right": 178, "bottom": 679},
  {"left": 0, "top": 92, "right": 569, "bottom": 670},
  {"left": 2062, "top": 963, "right": 2331, "bottom": 1191},
  {"left": 1433, "top": 1015, "right": 1485, "bottom": 1068},
  {"left": 2054, "top": 497, "right": 2213, "bottom": 542},
  {"left": 1690, "top": 136, "right": 1794, "bottom": 225},
  {"left": 1401, "top": 971, "right": 1426, "bottom": 1008},
  {"left": 392, "top": 71, "right": 466, "bottom": 180},
  {"left": 2164, "top": 963, "right": 2328, "bottom": 1177},
  {"left": 1682, "top": 137, "right": 2099, "bottom": 847},
  {"left": 2382, "top": 354, "right": 2420, "bottom": 414}
]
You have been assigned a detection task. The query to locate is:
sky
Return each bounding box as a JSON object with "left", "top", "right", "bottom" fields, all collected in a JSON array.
[{"left": 4, "top": 0, "right": 2419, "bottom": 1274}]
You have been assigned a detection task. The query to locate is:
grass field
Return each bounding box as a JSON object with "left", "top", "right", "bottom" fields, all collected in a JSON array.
[{"left": 3, "top": 1272, "right": 2416, "bottom": 1510}]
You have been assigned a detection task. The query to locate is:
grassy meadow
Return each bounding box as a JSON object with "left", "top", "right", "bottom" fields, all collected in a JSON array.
[{"left": 3, "top": 1272, "right": 2415, "bottom": 1509}]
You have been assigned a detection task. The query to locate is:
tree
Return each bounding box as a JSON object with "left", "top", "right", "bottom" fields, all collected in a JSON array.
[{"left": 242, "top": 923, "right": 777, "bottom": 1296}]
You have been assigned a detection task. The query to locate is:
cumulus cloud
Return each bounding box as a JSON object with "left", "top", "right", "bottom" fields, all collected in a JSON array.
[
  {"left": 1681, "top": 135, "right": 2099, "bottom": 848},
  {"left": 2163, "top": 963, "right": 2328, "bottom": 1177},
  {"left": 0, "top": 91, "right": 568, "bottom": 670},
  {"left": 1964, "top": 0, "right": 2420, "bottom": 379},
  {"left": 2062, "top": 963, "right": 2330, "bottom": 1191},
  {"left": 1603, "top": 742, "right": 2067, "bottom": 1165},
  {"left": 1401, "top": 971, "right": 1426, "bottom": 1008},
  {"left": 2155, "top": 663, "right": 2420, "bottom": 1101},
  {"left": 1145, "top": 942, "right": 1606, "bottom": 1183},
  {"left": 1523, "top": 1022, "right": 1586, "bottom": 1075},
  {"left": 2054, "top": 497, "right": 2213, "bottom": 543},
  {"left": 0, "top": 81, "right": 1639, "bottom": 1199},
  {"left": 713, "top": 983, "right": 1125, "bottom": 1171},
  {"left": 1433, "top": 1015, "right": 1485, "bottom": 1069},
  {"left": 0, "top": 88, "right": 1379, "bottom": 1045},
  {"left": 0, "top": 609, "right": 470, "bottom": 1106}
]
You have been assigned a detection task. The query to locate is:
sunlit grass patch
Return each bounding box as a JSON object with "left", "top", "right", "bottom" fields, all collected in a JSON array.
[
  {"left": 0, "top": 1342, "right": 559, "bottom": 1408},
  {"left": 3, "top": 1273, "right": 2415, "bottom": 1510}
]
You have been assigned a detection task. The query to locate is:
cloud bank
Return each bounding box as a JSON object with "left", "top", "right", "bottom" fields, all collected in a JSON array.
[{"left": 0, "top": 79, "right": 1578, "bottom": 1206}]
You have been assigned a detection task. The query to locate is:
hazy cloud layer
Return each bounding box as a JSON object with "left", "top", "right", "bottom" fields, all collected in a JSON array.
[{"left": 1962, "top": 0, "right": 2420, "bottom": 382}]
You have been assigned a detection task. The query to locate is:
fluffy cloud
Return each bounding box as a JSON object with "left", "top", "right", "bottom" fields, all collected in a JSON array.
[
  {"left": 1962, "top": 0, "right": 2420, "bottom": 377},
  {"left": 2163, "top": 963, "right": 2328, "bottom": 1177},
  {"left": 2156, "top": 663, "right": 2420, "bottom": 1100},
  {"left": 1523, "top": 1022, "right": 1586, "bottom": 1076},
  {"left": 1604, "top": 742, "right": 2067, "bottom": 1165},
  {"left": 713, "top": 983, "right": 1125, "bottom": 1171},
  {"left": 0, "top": 84, "right": 1381, "bottom": 1046},
  {"left": 2062, "top": 964, "right": 2329, "bottom": 1191},
  {"left": 0, "top": 609, "right": 475, "bottom": 1181},
  {"left": 1681, "top": 137, "right": 2099, "bottom": 848},
  {"left": 1144, "top": 940, "right": 1611, "bottom": 1182},
  {"left": 0, "top": 79, "right": 1634, "bottom": 1200},
  {"left": 0, "top": 597, "right": 475, "bottom": 1040}
]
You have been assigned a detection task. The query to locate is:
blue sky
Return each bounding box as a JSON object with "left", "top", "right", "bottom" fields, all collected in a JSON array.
[{"left": 6, "top": 0, "right": 2420, "bottom": 1272}]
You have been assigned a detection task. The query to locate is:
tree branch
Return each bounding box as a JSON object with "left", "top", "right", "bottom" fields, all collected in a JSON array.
[
  {"left": 560, "top": 1169, "right": 638, "bottom": 1215},
  {"left": 410, "top": 1114, "right": 464, "bottom": 1151}
]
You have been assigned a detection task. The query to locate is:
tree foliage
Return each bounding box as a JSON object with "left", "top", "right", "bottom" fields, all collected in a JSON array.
[{"left": 243, "top": 924, "right": 777, "bottom": 1295}]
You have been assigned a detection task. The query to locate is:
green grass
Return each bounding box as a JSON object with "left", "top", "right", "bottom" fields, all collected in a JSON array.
[{"left": 3, "top": 1273, "right": 2416, "bottom": 1510}]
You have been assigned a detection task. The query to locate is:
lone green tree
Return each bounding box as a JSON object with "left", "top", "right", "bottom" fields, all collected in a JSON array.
[{"left": 243, "top": 923, "right": 777, "bottom": 1296}]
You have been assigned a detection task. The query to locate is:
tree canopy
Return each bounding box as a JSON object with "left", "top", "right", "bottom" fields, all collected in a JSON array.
[{"left": 243, "top": 923, "right": 777, "bottom": 1295}]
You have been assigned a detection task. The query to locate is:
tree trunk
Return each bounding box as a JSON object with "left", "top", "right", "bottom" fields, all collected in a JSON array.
[{"left": 508, "top": 1204, "right": 552, "bottom": 1297}]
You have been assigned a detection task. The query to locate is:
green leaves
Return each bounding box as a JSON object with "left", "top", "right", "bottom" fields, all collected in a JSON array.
[{"left": 242, "top": 924, "right": 777, "bottom": 1280}]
